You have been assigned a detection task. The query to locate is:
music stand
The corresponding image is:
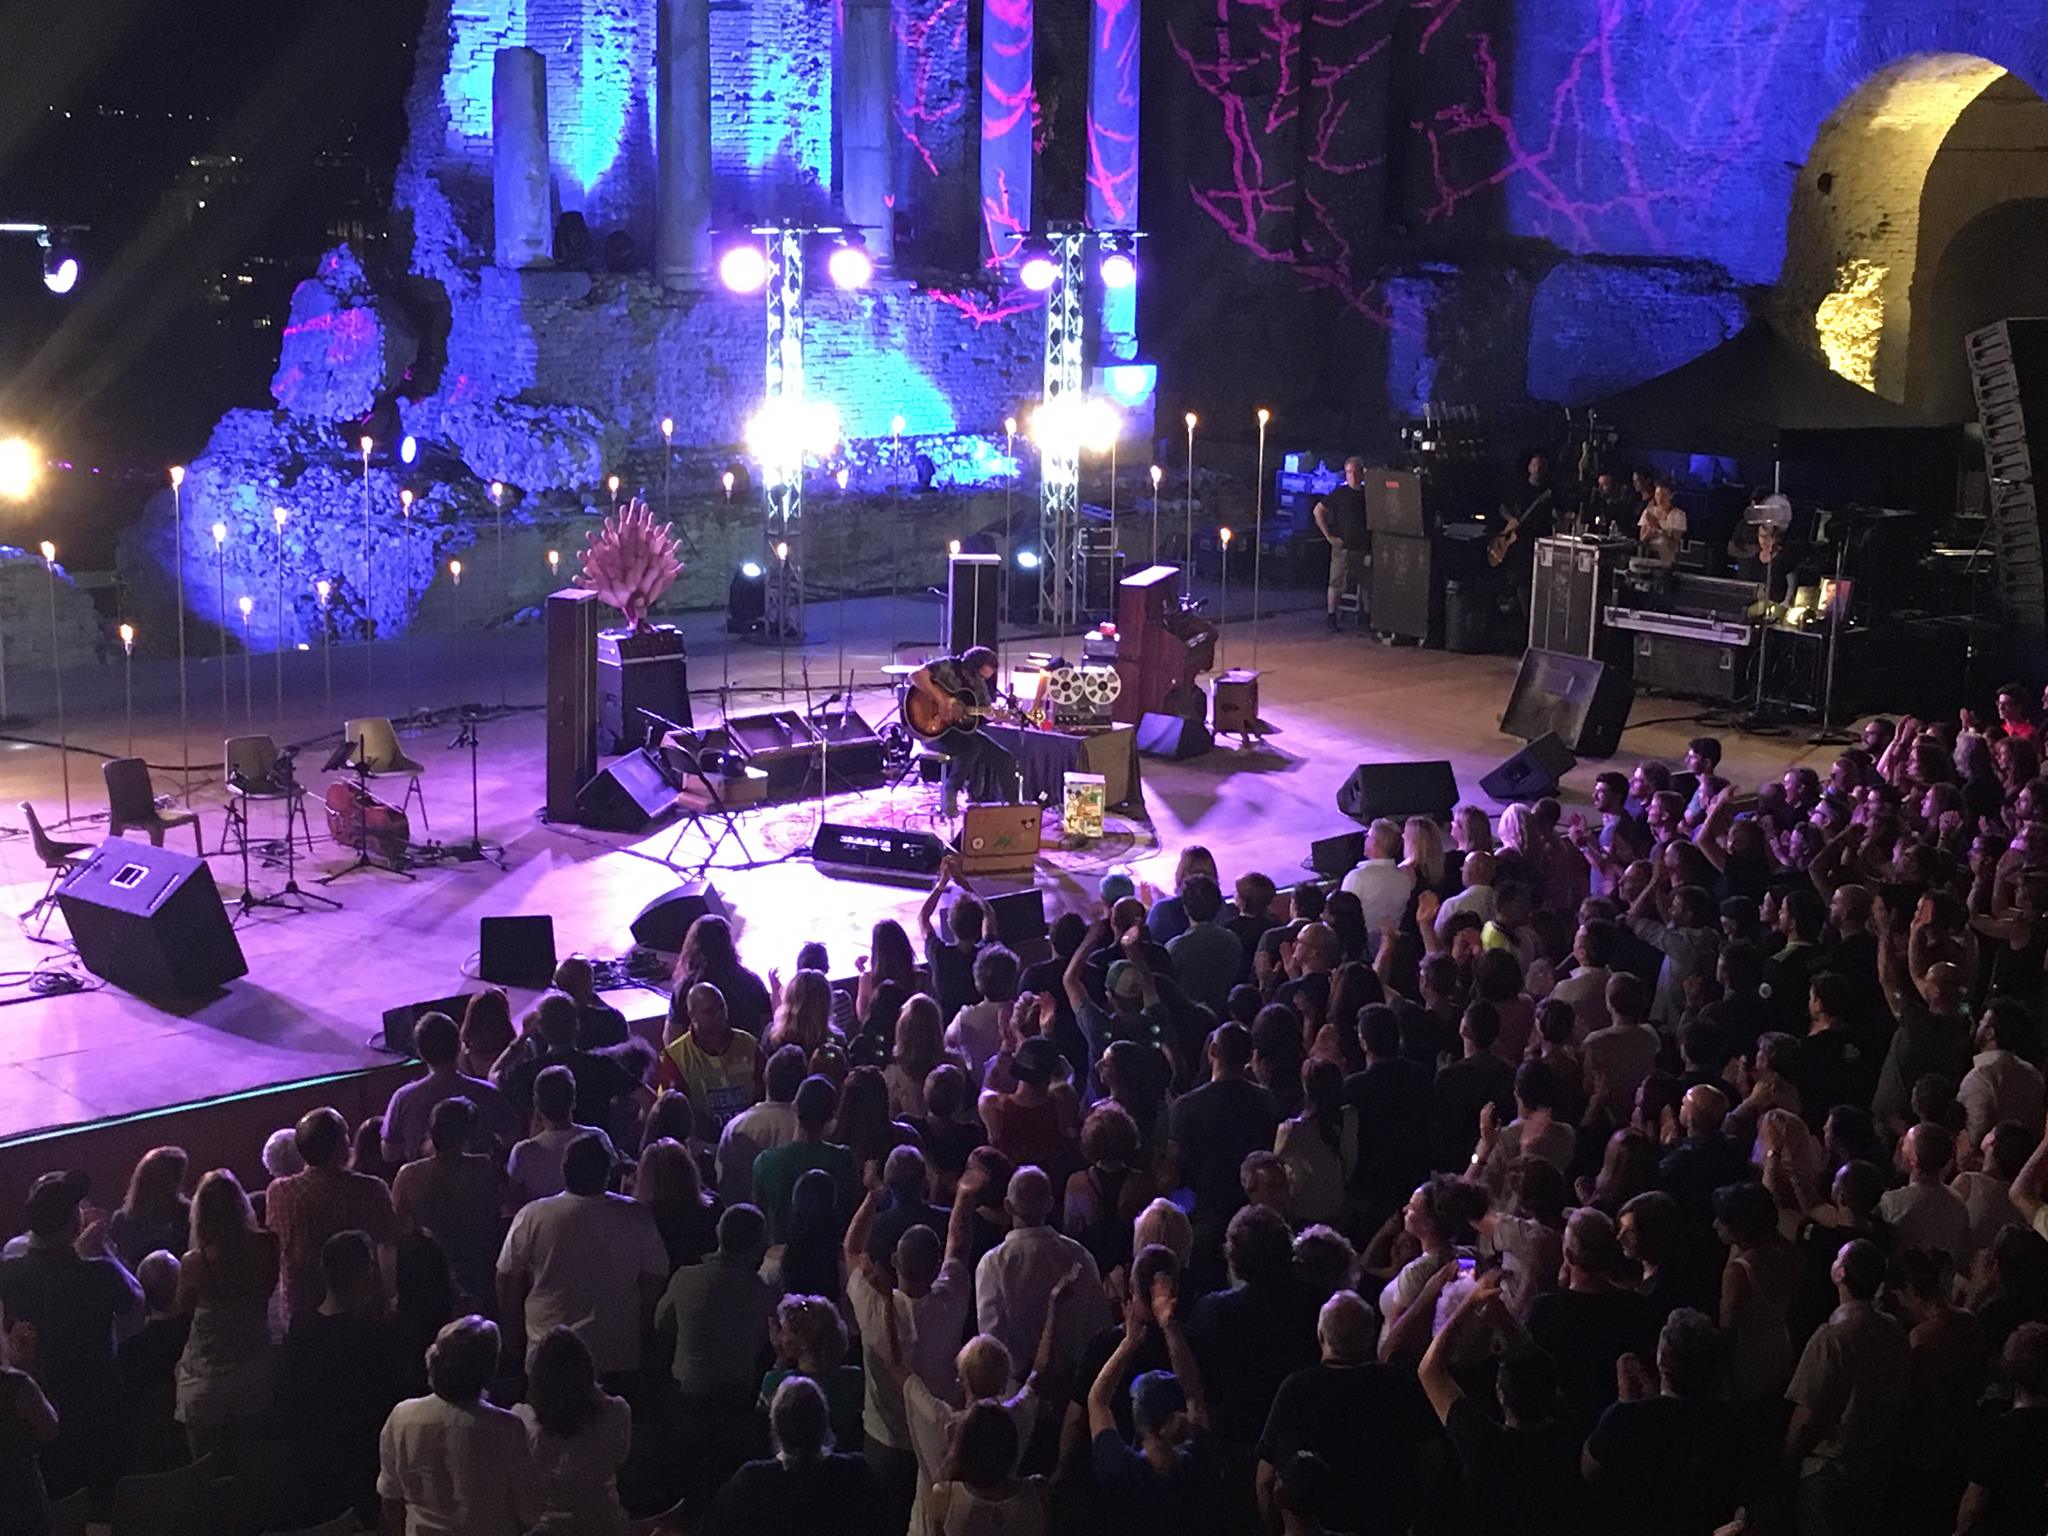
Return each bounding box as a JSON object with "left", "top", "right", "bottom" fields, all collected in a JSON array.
[
  {"left": 232, "top": 746, "right": 341, "bottom": 920},
  {"left": 663, "top": 738, "right": 758, "bottom": 878},
  {"left": 317, "top": 736, "right": 416, "bottom": 885}
]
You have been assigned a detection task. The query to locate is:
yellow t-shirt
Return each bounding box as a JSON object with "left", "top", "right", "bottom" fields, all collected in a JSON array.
[{"left": 663, "top": 1029, "right": 761, "bottom": 1130}]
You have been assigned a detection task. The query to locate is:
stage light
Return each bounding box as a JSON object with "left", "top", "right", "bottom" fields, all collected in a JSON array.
[
  {"left": 827, "top": 237, "right": 873, "bottom": 291},
  {"left": 118, "top": 623, "right": 133, "bottom": 650},
  {"left": 891, "top": 414, "right": 907, "bottom": 439},
  {"left": 399, "top": 434, "right": 418, "bottom": 465},
  {"left": 774, "top": 541, "right": 789, "bottom": 561},
  {"left": 607, "top": 474, "right": 620, "bottom": 500},
  {"left": 1184, "top": 412, "right": 1197, "bottom": 431},
  {"left": 948, "top": 539, "right": 961, "bottom": 557},
  {"left": 0, "top": 438, "right": 40, "bottom": 501},
  {"left": 38, "top": 540, "right": 54, "bottom": 564},
  {"left": 1081, "top": 399, "right": 1123, "bottom": 456},
  {"left": 399, "top": 488, "right": 413, "bottom": 512},
  {"left": 1004, "top": 415, "right": 1018, "bottom": 439},
  {"left": 745, "top": 398, "right": 842, "bottom": 467},
  {"left": 661, "top": 416, "right": 674, "bottom": 442},
  {"left": 741, "top": 560, "right": 763, "bottom": 579},
  {"left": 315, "top": 578, "right": 331, "bottom": 604},
  {"left": 718, "top": 241, "right": 768, "bottom": 294},
  {"left": 1257, "top": 407, "right": 1271, "bottom": 427},
  {"left": 547, "top": 549, "right": 560, "bottom": 577},
  {"left": 1098, "top": 234, "right": 1136, "bottom": 290},
  {"left": 1103, "top": 364, "right": 1157, "bottom": 407},
  {"left": 1219, "top": 527, "right": 1233, "bottom": 547},
  {"left": 359, "top": 435, "right": 373, "bottom": 456},
  {"left": 38, "top": 231, "right": 78, "bottom": 296},
  {"left": 449, "top": 558, "right": 462, "bottom": 581},
  {"left": 210, "top": 521, "right": 226, "bottom": 547},
  {"left": 273, "top": 505, "right": 287, "bottom": 529},
  {"left": 169, "top": 464, "right": 184, "bottom": 489},
  {"left": 237, "top": 594, "right": 252, "bottom": 619},
  {"left": 835, "top": 468, "right": 849, "bottom": 490},
  {"left": 1018, "top": 247, "right": 1057, "bottom": 293},
  {"left": 1016, "top": 548, "right": 1040, "bottom": 570},
  {"left": 1150, "top": 464, "right": 1163, "bottom": 488},
  {"left": 722, "top": 471, "right": 735, "bottom": 499}
]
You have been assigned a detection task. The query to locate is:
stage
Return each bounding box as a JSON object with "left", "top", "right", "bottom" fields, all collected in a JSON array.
[{"left": 0, "top": 593, "right": 1855, "bottom": 1193}]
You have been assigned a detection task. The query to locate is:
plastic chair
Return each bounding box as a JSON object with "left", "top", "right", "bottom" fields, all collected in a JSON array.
[
  {"left": 104, "top": 757, "right": 203, "bottom": 856},
  {"left": 221, "top": 735, "right": 315, "bottom": 856},
  {"left": 18, "top": 799, "right": 88, "bottom": 937},
  {"left": 109, "top": 1452, "right": 214, "bottom": 1536},
  {"left": 343, "top": 716, "right": 428, "bottom": 829}
]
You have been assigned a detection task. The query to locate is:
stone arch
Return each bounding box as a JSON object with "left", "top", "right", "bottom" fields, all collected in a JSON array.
[{"left": 1774, "top": 53, "right": 2011, "bottom": 402}]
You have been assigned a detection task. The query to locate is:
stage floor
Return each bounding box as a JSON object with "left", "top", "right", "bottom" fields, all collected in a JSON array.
[{"left": 0, "top": 597, "right": 1853, "bottom": 1145}]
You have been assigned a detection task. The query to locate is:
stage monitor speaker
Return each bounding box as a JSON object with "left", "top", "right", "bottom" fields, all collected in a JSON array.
[
  {"left": 380, "top": 993, "right": 477, "bottom": 1058},
  {"left": 545, "top": 589, "right": 602, "bottom": 823},
  {"left": 630, "top": 881, "right": 728, "bottom": 953},
  {"left": 1136, "top": 711, "right": 1211, "bottom": 759},
  {"left": 812, "top": 822, "right": 950, "bottom": 884},
  {"left": 480, "top": 915, "right": 557, "bottom": 989},
  {"left": 576, "top": 749, "right": 677, "bottom": 832},
  {"left": 1369, "top": 532, "right": 1434, "bottom": 641},
  {"left": 1500, "top": 647, "right": 1633, "bottom": 758},
  {"left": 1480, "top": 732, "right": 1578, "bottom": 802},
  {"left": 1336, "top": 760, "right": 1458, "bottom": 824},
  {"left": 58, "top": 838, "right": 247, "bottom": 998},
  {"left": 1365, "top": 470, "right": 1425, "bottom": 538},
  {"left": 1303, "top": 830, "right": 1365, "bottom": 878},
  {"left": 946, "top": 553, "right": 1002, "bottom": 655},
  {"left": 986, "top": 887, "right": 1048, "bottom": 949}
]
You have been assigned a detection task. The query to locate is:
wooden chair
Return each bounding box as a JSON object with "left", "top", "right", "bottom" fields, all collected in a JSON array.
[
  {"left": 103, "top": 757, "right": 202, "bottom": 856},
  {"left": 18, "top": 799, "right": 88, "bottom": 937},
  {"left": 343, "top": 716, "right": 428, "bottom": 829},
  {"left": 221, "top": 735, "right": 314, "bottom": 857}
]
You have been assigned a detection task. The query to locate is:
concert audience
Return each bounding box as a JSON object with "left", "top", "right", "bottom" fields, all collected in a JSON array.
[{"left": 22, "top": 711, "right": 2048, "bottom": 1533}]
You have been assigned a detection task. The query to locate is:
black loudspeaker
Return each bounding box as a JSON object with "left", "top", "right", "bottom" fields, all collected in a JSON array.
[
  {"left": 1136, "top": 711, "right": 1211, "bottom": 759},
  {"left": 480, "top": 915, "right": 557, "bottom": 989},
  {"left": 381, "top": 993, "right": 476, "bottom": 1057},
  {"left": 630, "top": 881, "right": 728, "bottom": 953},
  {"left": 1336, "top": 760, "right": 1458, "bottom": 823},
  {"left": 812, "top": 821, "right": 950, "bottom": 884},
  {"left": 946, "top": 553, "right": 1002, "bottom": 655},
  {"left": 1365, "top": 470, "right": 1425, "bottom": 537},
  {"left": 1500, "top": 648, "right": 1634, "bottom": 757},
  {"left": 986, "top": 887, "right": 1048, "bottom": 948},
  {"left": 576, "top": 749, "right": 678, "bottom": 831},
  {"left": 1369, "top": 533, "right": 1433, "bottom": 640},
  {"left": 58, "top": 838, "right": 247, "bottom": 998},
  {"left": 545, "top": 589, "right": 602, "bottom": 823},
  {"left": 1480, "top": 732, "right": 1578, "bottom": 802},
  {"left": 1303, "top": 830, "right": 1365, "bottom": 877}
]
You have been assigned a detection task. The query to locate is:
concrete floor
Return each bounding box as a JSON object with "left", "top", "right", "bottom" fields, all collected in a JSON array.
[{"left": 0, "top": 588, "right": 1852, "bottom": 1145}]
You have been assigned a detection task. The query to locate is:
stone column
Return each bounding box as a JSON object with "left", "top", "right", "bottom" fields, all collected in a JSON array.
[
  {"left": 1085, "top": 0, "right": 1139, "bottom": 360},
  {"left": 655, "top": 0, "right": 713, "bottom": 287},
  {"left": 980, "top": 0, "right": 1034, "bottom": 267},
  {"left": 492, "top": 47, "right": 554, "bottom": 269},
  {"left": 841, "top": 0, "right": 896, "bottom": 266}
]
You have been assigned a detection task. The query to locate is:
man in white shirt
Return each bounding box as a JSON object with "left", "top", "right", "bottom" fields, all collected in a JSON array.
[
  {"left": 843, "top": 1176, "right": 976, "bottom": 1531},
  {"left": 1341, "top": 819, "right": 1413, "bottom": 938},
  {"left": 1544, "top": 917, "right": 1617, "bottom": 1038},
  {"left": 1433, "top": 850, "right": 1496, "bottom": 937},
  {"left": 504, "top": 1066, "right": 615, "bottom": 1208},
  {"left": 974, "top": 1165, "right": 1109, "bottom": 1386},
  {"left": 496, "top": 1132, "right": 670, "bottom": 1381},
  {"left": 1875, "top": 1122, "right": 1974, "bottom": 1271},
  {"left": 378, "top": 1315, "right": 543, "bottom": 1536},
  {"left": 1958, "top": 1002, "right": 2046, "bottom": 1141},
  {"left": 716, "top": 1044, "right": 806, "bottom": 1206}
]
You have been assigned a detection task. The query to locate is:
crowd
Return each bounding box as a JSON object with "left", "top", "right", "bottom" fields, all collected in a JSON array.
[{"left": 11, "top": 700, "right": 2048, "bottom": 1535}]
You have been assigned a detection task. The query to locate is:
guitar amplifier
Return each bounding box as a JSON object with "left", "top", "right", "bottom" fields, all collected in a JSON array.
[
  {"left": 597, "top": 625, "right": 690, "bottom": 752},
  {"left": 1370, "top": 533, "right": 1435, "bottom": 642}
]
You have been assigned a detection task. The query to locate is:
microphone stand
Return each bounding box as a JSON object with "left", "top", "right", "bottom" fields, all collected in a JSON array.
[
  {"left": 232, "top": 750, "right": 341, "bottom": 917},
  {"left": 447, "top": 709, "right": 505, "bottom": 866}
]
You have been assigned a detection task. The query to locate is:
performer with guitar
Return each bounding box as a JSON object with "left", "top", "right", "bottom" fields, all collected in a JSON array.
[{"left": 906, "top": 645, "right": 1016, "bottom": 818}]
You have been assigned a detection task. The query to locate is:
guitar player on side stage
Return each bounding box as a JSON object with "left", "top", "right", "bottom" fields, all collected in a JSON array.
[
  {"left": 909, "top": 646, "right": 1016, "bottom": 819},
  {"left": 1486, "top": 450, "right": 1556, "bottom": 612}
]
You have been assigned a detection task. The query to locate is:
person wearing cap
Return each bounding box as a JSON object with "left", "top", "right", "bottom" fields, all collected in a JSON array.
[
  {"left": 1065, "top": 918, "right": 1168, "bottom": 1082},
  {"left": 1087, "top": 1265, "right": 1214, "bottom": 1532},
  {"left": 0, "top": 1167, "right": 143, "bottom": 1494},
  {"left": 750, "top": 1075, "right": 859, "bottom": 1247},
  {"left": 979, "top": 1037, "right": 1078, "bottom": 1179}
]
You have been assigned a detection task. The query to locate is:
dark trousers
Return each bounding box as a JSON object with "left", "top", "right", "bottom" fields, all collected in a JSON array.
[
  {"left": 940, "top": 728, "right": 1016, "bottom": 813},
  {"left": 864, "top": 1436, "right": 919, "bottom": 1534}
]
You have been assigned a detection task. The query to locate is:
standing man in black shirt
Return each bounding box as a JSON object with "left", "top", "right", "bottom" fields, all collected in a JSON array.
[{"left": 1312, "top": 457, "right": 1369, "bottom": 633}]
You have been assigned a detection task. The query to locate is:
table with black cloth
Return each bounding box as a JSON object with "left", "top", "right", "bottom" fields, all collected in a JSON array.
[{"left": 980, "top": 722, "right": 1141, "bottom": 808}]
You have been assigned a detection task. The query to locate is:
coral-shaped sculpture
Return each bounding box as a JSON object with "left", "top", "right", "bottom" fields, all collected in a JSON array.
[{"left": 577, "top": 497, "right": 684, "bottom": 632}]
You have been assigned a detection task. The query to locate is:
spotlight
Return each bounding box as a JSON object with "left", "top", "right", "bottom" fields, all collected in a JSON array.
[
  {"left": 1081, "top": 399, "right": 1123, "bottom": 455},
  {"left": 718, "top": 242, "right": 768, "bottom": 294},
  {"left": 0, "top": 438, "right": 39, "bottom": 501},
  {"left": 1018, "top": 246, "right": 1058, "bottom": 293},
  {"left": 827, "top": 237, "right": 873, "bottom": 291},
  {"left": 399, "top": 434, "right": 418, "bottom": 465},
  {"left": 1098, "top": 234, "right": 1136, "bottom": 290},
  {"left": 37, "top": 230, "right": 78, "bottom": 296},
  {"left": 741, "top": 561, "right": 764, "bottom": 580},
  {"left": 727, "top": 561, "right": 767, "bottom": 633},
  {"left": 745, "top": 398, "right": 842, "bottom": 466},
  {"left": 1016, "top": 548, "right": 1040, "bottom": 570}
]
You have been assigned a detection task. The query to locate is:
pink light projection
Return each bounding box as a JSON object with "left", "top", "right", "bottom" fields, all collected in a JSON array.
[
  {"left": 896, "top": 0, "right": 968, "bottom": 179},
  {"left": 981, "top": 0, "right": 1037, "bottom": 267},
  {"left": 1085, "top": 0, "right": 1141, "bottom": 229}
]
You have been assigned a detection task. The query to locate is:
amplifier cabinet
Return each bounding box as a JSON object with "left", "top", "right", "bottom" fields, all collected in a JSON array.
[
  {"left": 1530, "top": 538, "right": 1632, "bottom": 663},
  {"left": 1631, "top": 630, "right": 1747, "bottom": 702}
]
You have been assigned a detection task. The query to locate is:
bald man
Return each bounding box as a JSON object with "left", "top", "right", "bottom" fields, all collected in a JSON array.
[
  {"left": 1657, "top": 1083, "right": 1756, "bottom": 1240},
  {"left": 1876, "top": 1122, "right": 1974, "bottom": 1271},
  {"left": 1255, "top": 1289, "right": 1434, "bottom": 1535},
  {"left": 1871, "top": 955, "right": 1973, "bottom": 1131},
  {"left": 973, "top": 1166, "right": 1109, "bottom": 1386}
]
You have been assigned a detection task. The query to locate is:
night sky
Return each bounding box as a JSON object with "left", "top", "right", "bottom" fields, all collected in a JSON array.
[{"left": 0, "top": 0, "right": 425, "bottom": 470}]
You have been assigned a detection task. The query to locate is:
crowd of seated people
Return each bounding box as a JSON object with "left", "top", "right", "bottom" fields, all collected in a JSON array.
[{"left": 12, "top": 703, "right": 2048, "bottom": 1534}]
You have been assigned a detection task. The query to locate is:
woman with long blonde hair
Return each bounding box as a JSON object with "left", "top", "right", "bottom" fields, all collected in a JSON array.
[
  {"left": 768, "top": 969, "right": 836, "bottom": 1057},
  {"left": 1402, "top": 816, "right": 1450, "bottom": 896},
  {"left": 884, "top": 992, "right": 946, "bottom": 1116}
]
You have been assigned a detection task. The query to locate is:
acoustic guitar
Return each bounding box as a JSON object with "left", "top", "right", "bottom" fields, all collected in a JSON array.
[{"left": 902, "top": 687, "right": 997, "bottom": 742}]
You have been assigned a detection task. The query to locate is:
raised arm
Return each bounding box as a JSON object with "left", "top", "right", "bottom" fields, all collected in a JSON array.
[
  {"left": 1064, "top": 918, "right": 1110, "bottom": 1012},
  {"left": 918, "top": 856, "right": 956, "bottom": 940},
  {"left": 1150, "top": 1278, "right": 1207, "bottom": 1430},
  {"left": 1419, "top": 1270, "right": 1502, "bottom": 1423},
  {"left": 1087, "top": 1293, "right": 1147, "bottom": 1441},
  {"left": 2010, "top": 1111, "right": 2048, "bottom": 1224},
  {"left": 843, "top": 1182, "right": 882, "bottom": 1280}
]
